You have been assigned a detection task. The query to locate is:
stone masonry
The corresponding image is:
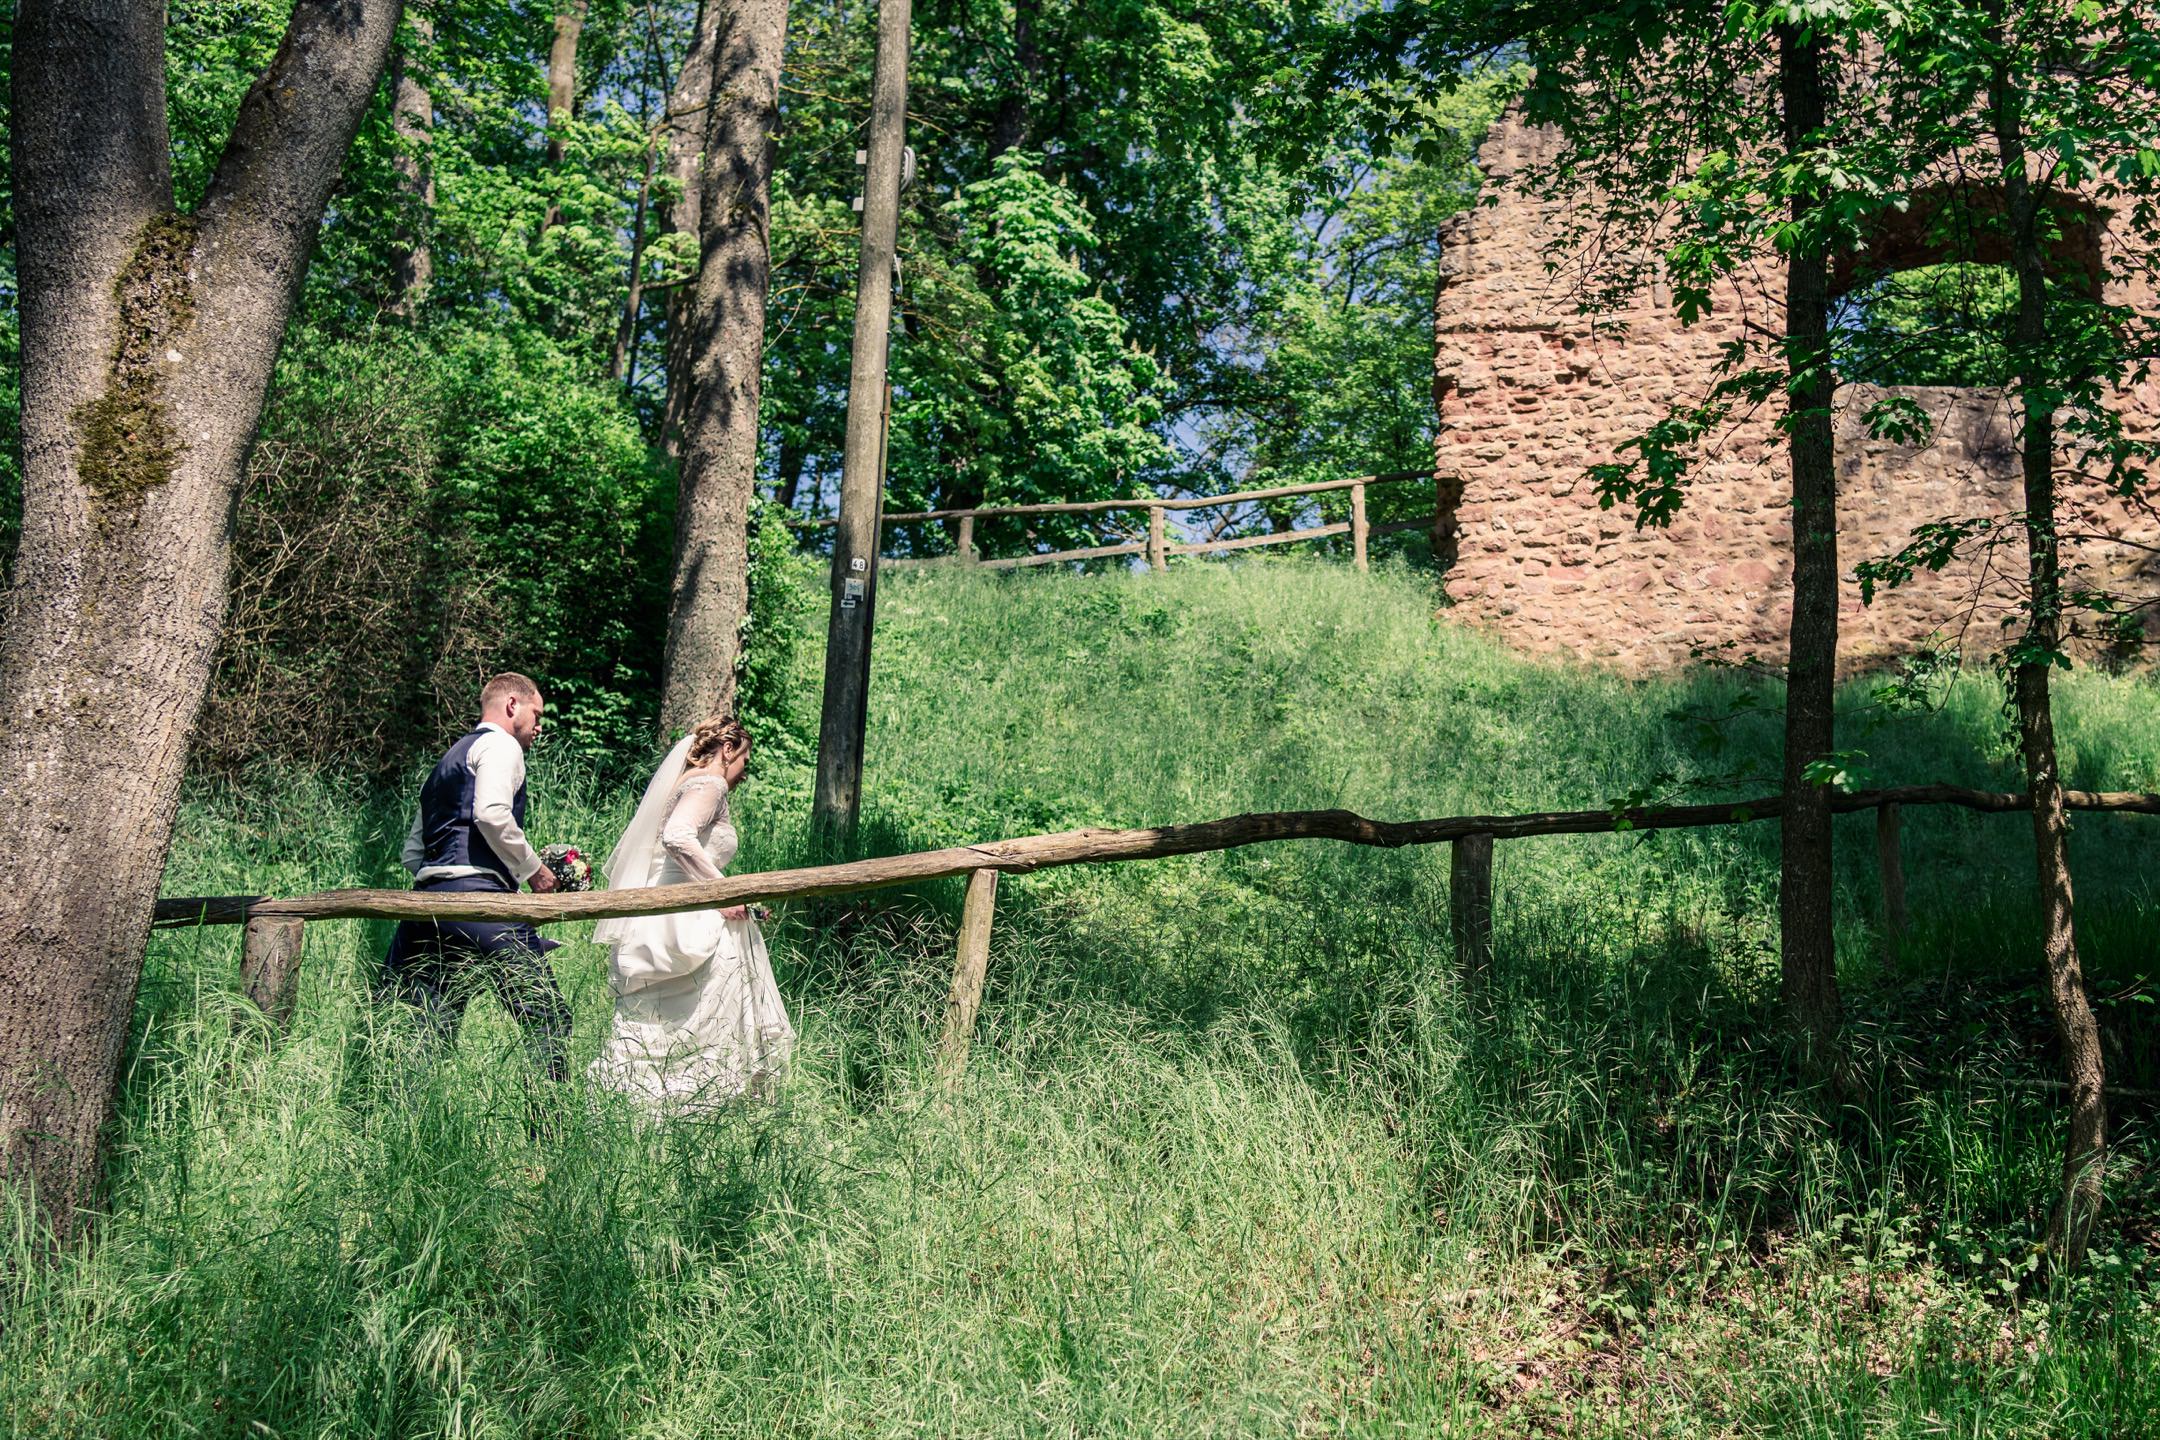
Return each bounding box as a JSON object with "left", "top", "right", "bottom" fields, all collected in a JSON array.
[{"left": 1433, "top": 113, "right": 2160, "bottom": 672}]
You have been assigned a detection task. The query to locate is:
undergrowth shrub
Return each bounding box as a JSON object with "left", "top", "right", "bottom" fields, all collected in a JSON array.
[{"left": 196, "top": 324, "right": 672, "bottom": 774}]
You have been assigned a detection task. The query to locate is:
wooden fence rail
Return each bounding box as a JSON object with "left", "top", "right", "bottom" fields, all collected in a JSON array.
[
  {"left": 787, "top": 469, "right": 1444, "bottom": 574},
  {"left": 157, "top": 784, "right": 2160, "bottom": 1076}
]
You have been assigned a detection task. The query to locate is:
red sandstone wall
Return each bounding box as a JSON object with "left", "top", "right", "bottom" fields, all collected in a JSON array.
[{"left": 1434, "top": 114, "right": 2160, "bottom": 672}]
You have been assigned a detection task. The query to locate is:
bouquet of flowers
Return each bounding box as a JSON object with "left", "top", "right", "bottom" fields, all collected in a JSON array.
[{"left": 540, "top": 844, "right": 594, "bottom": 892}]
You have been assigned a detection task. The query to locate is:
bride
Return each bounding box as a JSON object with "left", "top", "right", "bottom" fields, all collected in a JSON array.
[{"left": 588, "top": 715, "right": 794, "bottom": 1110}]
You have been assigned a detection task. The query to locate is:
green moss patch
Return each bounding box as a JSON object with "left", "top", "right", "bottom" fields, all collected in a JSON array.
[{"left": 71, "top": 213, "right": 200, "bottom": 517}]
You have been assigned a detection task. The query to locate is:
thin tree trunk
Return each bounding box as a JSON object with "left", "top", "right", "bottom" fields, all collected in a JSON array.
[
  {"left": 775, "top": 420, "right": 809, "bottom": 510},
  {"left": 1991, "top": 38, "right": 2105, "bottom": 1271},
  {"left": 0, "top": 0, "right": 401, "bottom": 1240},
  {"left": 389, "top": 10, "right": 436, "bottom": 320},
  {"left": 988, "top": 0, "right": 1039, "bottom": 159},
  {"left": 659, "top": 0, "right": 792, "bottom": 734},
  {"left": 546, "top": 1, "right": 589, "bottom": 166},
  {"left": 662, "top": 0, "right": 720, "bottom": 453},
  {"left": 539, "top": 0, "right": 589, "bottom": 234},
  {"left": 611, "top": 136, "right": 659, "bottom": 381},
  {"left": 1775, "top": 22, "right": 1843, "bottom": 1072}
]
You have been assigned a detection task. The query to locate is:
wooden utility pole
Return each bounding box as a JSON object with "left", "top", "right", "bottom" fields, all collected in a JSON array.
[{"left": 813, "top": 0, "right": 912, "bottom": 848}]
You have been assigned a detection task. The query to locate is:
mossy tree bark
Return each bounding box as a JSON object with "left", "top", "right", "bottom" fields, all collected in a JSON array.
[
  {"left": 658, "top": 0, "right": 792, "bottom": 737},
  {"left": 0, "top": 0, "right": 401, "bottom": 1240},
  {"left": 1775, "top": 22, "right": 1844, "bottom": 1074},
  {"left": 1989, "top": 34, "right": 2106, "bottom": 1272}
]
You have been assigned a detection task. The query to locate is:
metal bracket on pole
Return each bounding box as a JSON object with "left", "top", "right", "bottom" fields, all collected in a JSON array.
[{"left": 852, "top": 144, "right": 915, "bottom": 212}]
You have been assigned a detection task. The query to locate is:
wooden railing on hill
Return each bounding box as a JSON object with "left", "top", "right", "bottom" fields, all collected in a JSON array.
[
  {"left": 156, "top": 783, "right": 2160, "bottom": 1080},
  {"left": 790, "top": 469, "right": 1445, "bottom": 572}
]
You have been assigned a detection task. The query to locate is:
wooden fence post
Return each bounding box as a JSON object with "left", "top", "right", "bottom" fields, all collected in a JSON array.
[
  {"left": 1450, "top": 832, "right": 1494, "bottom": 982},
  {"left": 1876, "top": 801, "right": 1906, "bottom": 958},
  {"left": 1350, "top": 482, "right": 1369, "bottom": 572},
  {"left": 1148, "top": 504, "right": 1167, "bottom": 573},
  {"left": 958, "top": 513, "right": 977, "bottom": 565},
  {"left": 239, "top": 915, "right": 307, "bottom": 1026},
  {"left": 939, "top": 868, "right": 1001, "bottom": 1082}
]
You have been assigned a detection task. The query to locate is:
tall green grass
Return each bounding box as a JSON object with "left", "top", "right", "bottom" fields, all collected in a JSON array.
[{"left": 6, "top": 558, "right": 2159, "bottom": 1437}]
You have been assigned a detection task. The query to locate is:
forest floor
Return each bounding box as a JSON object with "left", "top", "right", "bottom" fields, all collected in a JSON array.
[{"left": 7, "top": 558, "right": 2160, "bottom": 1437}]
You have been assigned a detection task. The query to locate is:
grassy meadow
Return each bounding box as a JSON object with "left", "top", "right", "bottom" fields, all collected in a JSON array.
[{"left": 7, "top": 558, "right": 2160, "bottom": 1437}]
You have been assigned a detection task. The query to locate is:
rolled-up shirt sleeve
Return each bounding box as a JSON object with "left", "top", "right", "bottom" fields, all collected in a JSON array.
[
  {"left": 471, "top": 731, "right": 544, "bottom": 882},
  {"left": 401, "top": 809, "right": 427, "bottom": 875}
]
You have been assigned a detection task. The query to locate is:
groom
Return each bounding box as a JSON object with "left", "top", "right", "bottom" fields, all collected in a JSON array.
[{"left": 379, "top": 672, "right": 571, "bottom": 1081}]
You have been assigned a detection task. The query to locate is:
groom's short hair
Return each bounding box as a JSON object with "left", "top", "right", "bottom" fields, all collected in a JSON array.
[{"left": 479, "top": 672, "right": 542, "bottom": 713}]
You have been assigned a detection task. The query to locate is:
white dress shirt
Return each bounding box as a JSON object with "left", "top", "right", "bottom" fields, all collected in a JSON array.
[{"left": 401, "top": 722, "right": 545, "bottom": 884}]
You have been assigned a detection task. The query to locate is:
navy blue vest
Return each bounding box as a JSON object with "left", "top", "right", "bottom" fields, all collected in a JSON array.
[{"left": 418, "top": 728, "right": 527, "bottom": 887}]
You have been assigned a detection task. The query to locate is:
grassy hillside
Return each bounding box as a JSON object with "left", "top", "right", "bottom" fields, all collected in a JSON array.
[{"left": 7, "top": 559, "right": 2160, "bottom": 1437}]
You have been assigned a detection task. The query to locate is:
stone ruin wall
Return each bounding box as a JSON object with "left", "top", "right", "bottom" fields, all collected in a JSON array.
[{"left": 1433, "top": 114, "right": 2160, "bottom": 672}]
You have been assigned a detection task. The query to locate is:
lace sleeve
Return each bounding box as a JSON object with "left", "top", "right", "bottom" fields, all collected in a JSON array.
[{"left": 659, "top": 777, "right": 728, "bottom": 882}]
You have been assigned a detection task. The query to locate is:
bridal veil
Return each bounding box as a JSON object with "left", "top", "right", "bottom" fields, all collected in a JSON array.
[{"left": 591, "top": 734, "right": 694, "bottom": 949}]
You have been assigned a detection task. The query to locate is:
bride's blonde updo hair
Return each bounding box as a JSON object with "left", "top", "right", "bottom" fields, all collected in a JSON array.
[{"left": 686, "top": 714, "right": 752, "bottom": 769}]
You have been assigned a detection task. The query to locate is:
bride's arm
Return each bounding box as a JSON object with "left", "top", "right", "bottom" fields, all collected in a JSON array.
[{"left": 659, "top": 780, "right": 727, "bottom": 883}]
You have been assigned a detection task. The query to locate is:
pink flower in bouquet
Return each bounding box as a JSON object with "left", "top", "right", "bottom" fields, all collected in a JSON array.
[{"left": 541, "top": 844, "right": 594, "bottom": 892}]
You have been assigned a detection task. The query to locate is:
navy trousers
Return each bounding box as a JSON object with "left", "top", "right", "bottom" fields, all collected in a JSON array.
[{"left": 379, "top": 873, "right": 570, "bottom": 1081}]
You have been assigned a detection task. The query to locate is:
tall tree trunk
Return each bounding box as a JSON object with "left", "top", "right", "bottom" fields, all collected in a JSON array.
[
  {"left": 662, "top": 0, "right": 721, "bottom": 453},
  {"left": 1991, "top": 40, "right": 2106, "bottom": 1272},
  {"left": 658, "top": 0, "right": 792, "bottom": 735},
  {"left": 389, "top": 10, "right": 436, "bottom": 320},
  {"left": 539, "top": 1, "right": 589, "bottom": 234},
  {"left": 0, "top": 0, "right": 401, "bottom": 1240},
  {"left": 1775, "top": 22, "right": 1843, "bottom": 1072}
]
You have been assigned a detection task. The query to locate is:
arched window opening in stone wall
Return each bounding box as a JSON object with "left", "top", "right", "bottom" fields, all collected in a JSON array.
[
  {"left": 1833, "top": 262, "right": 2018, "bottom": 389},
  {"left": 1432, "top": 113, "right": 2159, "bottom": 674},
  {"left": 1834, "top": 181, "right": 2108, "bottom": 300},
  {"left": 1832, "top": 182, "right": 2107, "bottom": 389}
]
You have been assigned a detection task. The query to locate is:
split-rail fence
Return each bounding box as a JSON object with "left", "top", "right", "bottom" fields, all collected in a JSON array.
[
  {"left": 155, "top": 784, "right": 2160, "bottom": 1081},
  {"left": 790, "top": 469, "right": 1445, "bottom": 573}
]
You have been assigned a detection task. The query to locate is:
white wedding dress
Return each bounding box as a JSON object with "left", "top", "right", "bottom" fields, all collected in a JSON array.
[{"left": 588, "top": 774, "right": 794, "bottom": 1111}]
